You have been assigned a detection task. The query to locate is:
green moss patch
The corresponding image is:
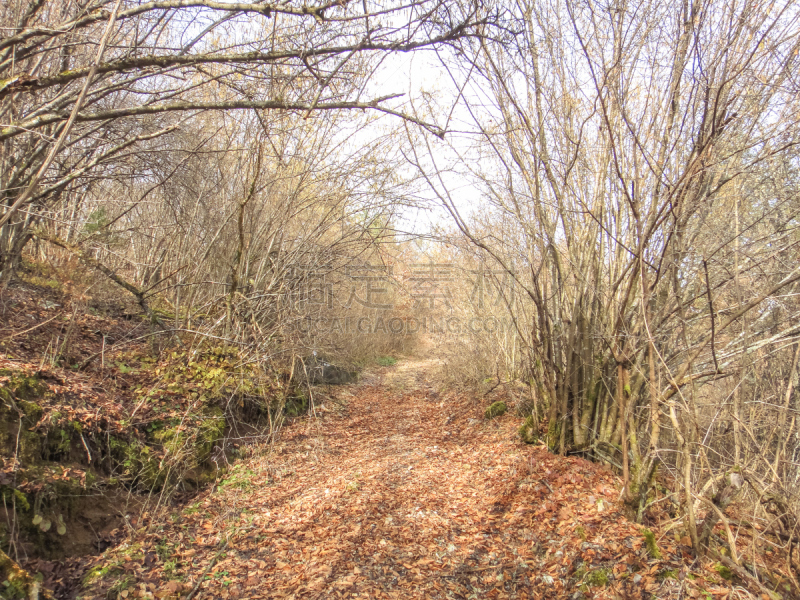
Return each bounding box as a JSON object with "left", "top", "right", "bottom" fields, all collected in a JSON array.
[
  {"left": 485, "top": 401, "right": 507, "bottom": 419},
  {"left": 0, "top": 343, "right": 279, "bottom": 563},
  {"left": 0, "top": 371, "right": 51, "bottom": 466},
  {"left": 546, "top": 418, "right": 561, "bottom": 451},
  {"left": 518, "top": 414, "right": 538, "bottom": 443},
  {"left": 642, "top": 528, "right": 662, "bottom": 559},
  {"left": 657, "top": 568, "right": 678, "bottom": 581},
  {"left": 0, "top": 370, "right": 50, "bottom": 403},
  {"left": 585, "top": 567, "right": 611, "bottom": 587},
  {"left": 714, "top": 563, "right": 733, "bottom": 580},
  {"left": 0, "top": 548, "right": 52, "bottom": 600},
  {"left": 575, "top": 564, "right": 612, "bottom": 591}
]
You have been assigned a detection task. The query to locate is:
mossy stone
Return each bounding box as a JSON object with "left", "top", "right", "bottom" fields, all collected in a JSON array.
[{"left": 485, "top": 401, "right": 507, "bottom": 419}]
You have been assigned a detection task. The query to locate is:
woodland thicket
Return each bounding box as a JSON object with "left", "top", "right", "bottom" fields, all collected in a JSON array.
[{"left": 2, "top": 0, "right": 800, "bottom": 592}]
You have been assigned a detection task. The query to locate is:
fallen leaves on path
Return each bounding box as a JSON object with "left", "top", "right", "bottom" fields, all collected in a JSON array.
[{"left": 83, "top": 363, "right": 738, "bottom": 600}]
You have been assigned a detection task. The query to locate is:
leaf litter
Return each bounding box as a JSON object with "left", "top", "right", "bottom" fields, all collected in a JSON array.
[{"left": 82, "top": 361, "right": 745, "bottom": 600}]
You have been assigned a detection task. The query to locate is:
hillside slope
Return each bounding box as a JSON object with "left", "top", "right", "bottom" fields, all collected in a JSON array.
[{"left": 0, "top": 278, "right": 288, "bottom": 597}]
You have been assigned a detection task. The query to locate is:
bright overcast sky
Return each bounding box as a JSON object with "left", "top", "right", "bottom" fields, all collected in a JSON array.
[{"left": 368, "top": 48, "right": 486, "bottom": 240}]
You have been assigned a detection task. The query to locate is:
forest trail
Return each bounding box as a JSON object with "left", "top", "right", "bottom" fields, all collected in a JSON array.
[{"left": 84, "top": 359, "right": 704, "bottom": 600}]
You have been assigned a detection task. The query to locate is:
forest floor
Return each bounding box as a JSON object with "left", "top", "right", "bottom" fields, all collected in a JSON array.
[{"left": 79, "top": 357, "right": 746, "bottom": 600}]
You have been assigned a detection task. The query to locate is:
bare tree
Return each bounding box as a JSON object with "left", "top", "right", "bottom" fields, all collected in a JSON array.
[
  {"left": 0, "top": 0, "right": 489, "bottom": 281},
  {"left": 412, "top": 0, "right": 800, "bottom": 551}
]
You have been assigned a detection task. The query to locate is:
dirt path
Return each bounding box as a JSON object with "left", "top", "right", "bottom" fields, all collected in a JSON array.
[{"left": 84, "top": 360, "right": 696, "bottom": 600}]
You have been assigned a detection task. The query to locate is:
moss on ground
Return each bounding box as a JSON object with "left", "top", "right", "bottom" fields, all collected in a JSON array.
[
  {"left": 0, "top": 370, "right": 50, "bottom": 403},
  {"left": 658, "top": 568, "right": 678, "bottom": 581},
  {"left": 714, "top": 563, "right": 733, "bottom": 580},
  {"left": 109, "top": 436, "right": 162, "bottom": 489},
  {"left": 0, "top": 346, "right": 275, "bottom": 562},
  {"left": 585, "top": 567, "right": 611, "bottom": 587},
  {"left": 575, "top": 564, "right": 612, "bottom": 591}
]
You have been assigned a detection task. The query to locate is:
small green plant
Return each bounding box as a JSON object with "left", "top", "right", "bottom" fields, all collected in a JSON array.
[
  {"left": 82, "top": 565, "right": 113, "bottom": 586},
  {"left": 163, "top": 560, "right": 178, "bottom": 576},
  {"left": 31, "top": 513, "right": 54, "bottom": 533},
  {"left": 155, "top": 541, "right": 172, "bottom": 562},
  {"left": 219, "top": 468, "right": 255, "bottom": 491},
  {"left": 115, "top": 361, "right": 134, "bottom": 374},
  {"left": 377, "top": 356, "right": 397, "bottom": 366},
  {"left": 1, "top": 577, "right": 29, "bottom": 599},
  {"left": 108, "top": 575, "right": 134, "bottom": 596}
]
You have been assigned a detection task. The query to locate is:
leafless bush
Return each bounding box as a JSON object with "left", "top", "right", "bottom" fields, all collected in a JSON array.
[{"left": 410, "top": 0, "right": 800, "bottom": 573}]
